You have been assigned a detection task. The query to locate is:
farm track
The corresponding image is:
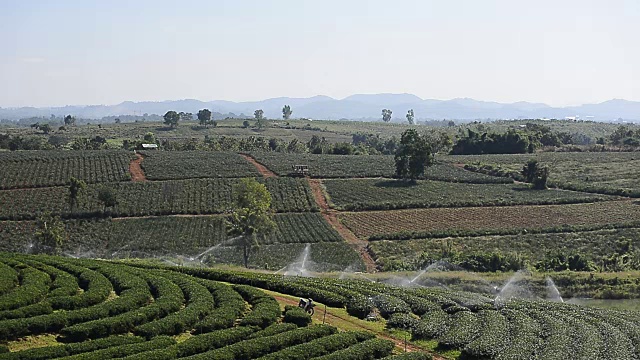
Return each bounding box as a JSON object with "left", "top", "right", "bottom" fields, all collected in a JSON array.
[
  {"left": 129, "top": 153, "right": 147, "bottom": 182},
  {"left": 308, "top": 178, "right": 377, "bottom": 273},
  {"left": 269, "top": 293, "right": 443, "bottom": 359},
  {"left": 240, "top": 153, "right": 278, "bottom": 178}
]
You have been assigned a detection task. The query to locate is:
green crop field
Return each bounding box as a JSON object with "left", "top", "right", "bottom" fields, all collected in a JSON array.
[
  {"left": 0, "top": 213, "right": 350, "bottom": 267},
  {"left": 323, "top": 179, "right": 615, "bottom": 211},
  {"left": 0, "top": 177, "right": 317, "bottom": 220},
  {"left": 0, "top": 150, "right": 135, "bottom": 189},
  {"left": 1, "top": 255, "right": 639, "bottom": 359},
  {"left": 139, "top": 151, "right": 260, "bottom": 179},
  {"left": 442, "top": 152, "right": 640, "bottom": 197}
]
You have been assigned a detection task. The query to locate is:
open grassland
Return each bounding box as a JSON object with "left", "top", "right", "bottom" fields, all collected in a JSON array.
[
  {"left": 0, "top": 177, "right": 317, "bottom": 220},
  {"left": 139, "top": 151, "right": 260, "bottom": 179},
  {"left": 369, "top": 227, "right": 640, "bottom": 271},
  {"left": 443, "top": 151, "right": 640, "bottom": 197},
  {"left": 324, "top": 179, "right": 615, "bottom": 211},
  {"left": 340, "top": 200, "right": 640, "bottom": 240},
  {"left": 1, "top": 255, "right": 640, "bottom": 359},
  {"left": 0, "top": 150, "right": 135, "bottom": 189}
]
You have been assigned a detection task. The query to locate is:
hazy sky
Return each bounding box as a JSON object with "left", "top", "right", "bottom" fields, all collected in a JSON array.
[{"left": 1, "top": 0, "right": 639, "bottom": 107}]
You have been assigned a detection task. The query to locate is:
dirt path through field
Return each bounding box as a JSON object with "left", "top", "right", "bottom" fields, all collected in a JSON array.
[
  {"left": 129, "top": 153, "right": 147, "bottom": 182},
  {"left": 269, "top": 292, "right": 442, "bottom": 358},
  {"left": 307, "top": 178, "right": 377, "bottom": 273},
  {"left": 240, "top": 154, "right": 277, "bottom": 178}
]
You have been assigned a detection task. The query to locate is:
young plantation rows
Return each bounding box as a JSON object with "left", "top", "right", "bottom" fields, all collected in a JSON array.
[
  {"left": 323, "top": 179, "right": 614, "bottom": 211},
  {"left": 0, "top": 255, "right": 404, "bottom": 359},
  {"left": 139, "top": 151, "right": 260, "bottom": 180},
  {"left": 340, "top": 200, "right": 640, "bottom": 240},
  {"left": 0, "top": 215, "right": 359, "bottom": 270},
  {"left": 0, "top": 151, "right": 135, "bottom": 189},
  {"left": 0, "top": 177, "right": 317, "bottom": 220},
  {"left": 443, "top": 152, "right": 640, "bottom": 197}
]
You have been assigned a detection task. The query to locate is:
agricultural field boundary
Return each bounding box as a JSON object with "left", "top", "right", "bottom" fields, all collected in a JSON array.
[
  {"left": 240, "top": 153, "right": 278, "bottom": 178},
  {"left": 129, "top": 152, "right": 147, "bottom": 182},
  {"left": 308, "top": 178, "right": 377, "bottom": 272},
  {"left": 264, "top": 290, "right": 444, "bottom": 358}
]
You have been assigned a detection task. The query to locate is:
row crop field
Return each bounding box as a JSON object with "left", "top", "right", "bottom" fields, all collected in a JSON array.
[
  {"left": 0, "top": 255, "right": 388, "bottom": 358},
  {"left": 340, "top": 200, "right": 640, "bottom": 240},
  {"left": 0, "top": 213, "right": 350, "bottom": 269},
  {"left": 2, "top": 255, "right": 640, "bottom": 359},
  {"left": 0, "top": 150, "right": 135, "bottom": 189},
  {"left": 0, "top": 177, "right": 317, "bottom": 220},
  {"left": 369, "top": 227, "right": 640, "bottom": 272},
  {"left": 139, "top": 151, "right": 260, "bottom": 179},
  {"left": 323, "top": 179, "right": 614, "bottom": 211},
  {"left": 248, "top": 152, "right": 517, "bottom": 182},
  {"left": 248, "top": 152, "right": 396, "bottom": 178},
  {"left": 441, "top": 152, "right": 640, "bottom": 197}
]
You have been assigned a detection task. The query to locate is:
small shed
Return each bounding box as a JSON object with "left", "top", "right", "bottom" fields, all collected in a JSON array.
[{"left": 142, "top": 144, "right": 158, "bottom": 150}]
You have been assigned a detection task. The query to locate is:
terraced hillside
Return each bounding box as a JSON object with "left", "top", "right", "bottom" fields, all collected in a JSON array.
[{"left": 1, "top": 255, "right": 640, "bottom": 359}]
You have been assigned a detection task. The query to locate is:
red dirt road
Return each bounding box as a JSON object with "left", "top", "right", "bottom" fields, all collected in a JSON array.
[
  {"left": 240, "top": 154, "right": 277, "bottom": 178},
  {"left": 307, "top": 178, "right": 377, "bottom": 273},
  {"left": 129, "top": 153, "right": 147, "bottom": 182}
]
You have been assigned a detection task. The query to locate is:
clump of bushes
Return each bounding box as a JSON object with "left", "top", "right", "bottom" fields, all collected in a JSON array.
[{"left": 283, "top": 305, "right": 312, "bottom": 327}]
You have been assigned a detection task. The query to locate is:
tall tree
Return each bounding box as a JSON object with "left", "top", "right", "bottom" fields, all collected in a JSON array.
[
  {"left": 406, "top": 109, "right": 415, "bottom": 125},
  {"left": 282, "top": 105, "right": 292, "bottom": 120},
  {"left": 394, "top": 129, "right": 434, "bottom": 181},
  {"left": 226, "top": 178, "right": 275, "bottom": 268},
  {"left": 197, "top": 109, "right": 212, "bottom": 126},
  {"left": 522, "top": 160, "right": 549, "bottom": 190},
  {"left": 163, "top": 111, "right": 180, "bottom": 128},
  {"left": 179, "top": 112, "right": 193, "bottom": 123},
  {"left": 34, "top": 214, "right": 65, "bottom": 255},
  {"left": 68, "top": 177, "right": 87, "bottom": 213},
  {"left": 382, "top": 109, "right": 392, "bottom": 123},
  {"left": 64, "top": 115, "right": 76, "bottom": 126},
  {"left": 254, "top": 109, "right": 265, "bottom": 130},
  {"left": 97, "top": 186, "right": 118, "bottom": 213}
]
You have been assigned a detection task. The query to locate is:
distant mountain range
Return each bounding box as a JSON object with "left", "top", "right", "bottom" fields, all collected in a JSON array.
[{"left": 1, "top": 94, "right": 639, "bottom": 122}]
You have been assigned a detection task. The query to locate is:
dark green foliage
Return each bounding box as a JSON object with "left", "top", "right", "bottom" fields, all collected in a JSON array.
[
  {"left": 324, "top": 179, "right": 609, "bottom": 211},
  {"left": 62, "top": 336, "right": 176, "bottom": 360},
  {"left": 247, "top": 323, "right": 299, "bottom": 339},
  {"left": 0, "top": 177, "right": 318, "bottom": 220},
  {"left": 283, "top": 305, "right": 312, "bottom": 327},
  {"left": 256, "top": 331, "right": 374, "bottom": 360},
  {"left": 0, "top": 151, "right": 135, "bottom": 189},
  {"left": 395, "top": 129, "right": 434, "bottom": 181},
  {"left": 139, "top": 151, "right": 259, "bottom": 180},
  {"left": 0, "top": 335, "right": 144, "bottom": 360},
  {"left": 193, "top": 280, "right": 246, "bottom": 333},
  {"left": 310, "top": 337, "right": 395, "bottom": 360},
  {"left": 0, "top": 261, "right": 17, "bottom": 295},
  {"left": 234, "top": 285, "right": 281, "bottom": 328},
  {"left": 0, "top": 265, "right": 50, "bottom": 311},
  {"left": 451, "top": 128, "right": 535, "bottom": 155},
  {"left": 522, "top": 159, "right": 549, "bottom": 189},
  {"left": 181, "top": 325, "right": 337, "bottom": 360},
  {"left": 175, "top": 326, "right": 257, "bottom": 357}
]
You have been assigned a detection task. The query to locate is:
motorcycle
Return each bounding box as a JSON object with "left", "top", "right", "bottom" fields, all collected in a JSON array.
[{"left": 298, "top": 298, "right": 315, "bottom": 315}]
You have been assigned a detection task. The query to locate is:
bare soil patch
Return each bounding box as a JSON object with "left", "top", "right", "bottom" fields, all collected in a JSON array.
[
  {"left": 129, "top": 153, "right": 147, "bottom": 182},
  {"left": 240, "top": 154, "right": 277, "bottom": 178}
]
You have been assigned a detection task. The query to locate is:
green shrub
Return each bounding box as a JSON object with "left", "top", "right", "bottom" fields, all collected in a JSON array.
[
  {"left": 310, "top": 337, "right": 395, "bottom": 360},
  {"left": 234, "top": 285, "right": 281, "bottom": 328},
  {"left": 283, "top": 305, "right": 312, "bottom": 327}
]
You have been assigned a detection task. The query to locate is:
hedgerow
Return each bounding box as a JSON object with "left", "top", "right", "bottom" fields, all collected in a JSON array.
[
  {"left": 234, "top": 285, "right": 281, "bottom": 328},
  {"left": 283, "top": 305, "right": 312, "bottom": 327},
  {"left": 310, "top": 337, "right": 395, "bottom": 360},
  {"left": 0, "top": 265, "right": 50, "bottom": 312},
  {"left": 255, "top": 330, "right": 374, "bottom": 360},
  {"left": 181, "top": 324, "right": 337, "bottom": 360},
  {"left": 0, "top": 335, "right": 144, "bottom": 360}
]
